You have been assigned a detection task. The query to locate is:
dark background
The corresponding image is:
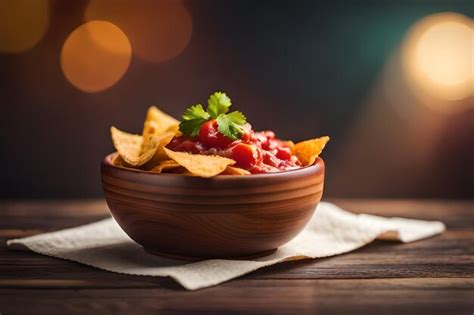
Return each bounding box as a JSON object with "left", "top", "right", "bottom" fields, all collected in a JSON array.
[{"left": 1, "top": 0, "right": 473, "bottom": 199}]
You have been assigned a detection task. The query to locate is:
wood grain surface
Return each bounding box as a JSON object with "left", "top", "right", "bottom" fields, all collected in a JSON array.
[
  {"left": 0, "top": 199, "right": 473, "bottom": 315},
  {"left": 102, "top": 154, "right": 324, "bottom": 259}
]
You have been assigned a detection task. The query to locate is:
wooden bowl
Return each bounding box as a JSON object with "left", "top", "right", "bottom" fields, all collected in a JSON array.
[{"left": 101, "top": 153, "right": 325, "bottom": 260}]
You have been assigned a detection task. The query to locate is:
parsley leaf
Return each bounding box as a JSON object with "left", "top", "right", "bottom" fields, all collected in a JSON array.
[
  {"left": 216, "top": 111, "right": 247, "bottom": 140},
  {"left": 207, "top": 92, "right": 231, "bottom": 118},
  {"left": 179, "top": 104, "right": 210, "bottom": 137}
]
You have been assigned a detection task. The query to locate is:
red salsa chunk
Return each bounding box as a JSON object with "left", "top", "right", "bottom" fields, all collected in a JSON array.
[{"left": 167, "top": 119, "right": 302, "bottom": 173}]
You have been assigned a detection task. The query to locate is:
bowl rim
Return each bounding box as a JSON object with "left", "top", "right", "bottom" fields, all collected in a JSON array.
[{"left": 102, "top": 152, "right": 324, "bottom": 180}]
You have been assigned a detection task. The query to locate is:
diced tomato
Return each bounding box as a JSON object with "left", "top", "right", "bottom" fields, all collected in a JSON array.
[
  {"left": 230, "top": 143, "right": 262, "bottom": 168},
  {"left": 240, "top": 123, "right": 254, "bottom": 143},
  {"left": 275, "top": 146, "right": 292, "bottom": 160},
  {"left": 168, "top": 123, "right": 303, "bottom": 174},
  {"left": 257, "top": 131, "right": 278, "bottom": 150},
  {"left": 198, "top": 120, "right": 234, "bottom": 149},
  {"left": 262, "top": 131, "right": 275, "bottom": 140},
  {"left": 261, "top": 150, "right": 280, "bottom": 167}
]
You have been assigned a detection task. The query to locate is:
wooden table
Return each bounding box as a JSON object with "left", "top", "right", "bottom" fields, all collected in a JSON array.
[{"left": 0, "top": 199, "right": 472, "bottom": 314}]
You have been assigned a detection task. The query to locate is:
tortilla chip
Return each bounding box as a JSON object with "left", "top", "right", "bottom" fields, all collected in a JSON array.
[
  {"left": 222, "top": 166, "right": 251, "bottom": 175},
  {"left": 283, "top": 140, "right": 295, "bottom": 149},
  {"left": 292, "top": 136, "right": 329, "bottom": 166},
  {"left": 142, "top": 106, "right": 179, "bottom": 159},
  {"left": 141, "top": 120, "right": 159, "bottom": 151},
  {"left": 163, "top": 147, "right": 235, "bottom": 178},
  {"left": 143, "top": 131, "right": 176, "bottom": 170},
  {"left": 111, "top": 126, "right": 158, "bottom": 167},
  {"left": 113, "top": 155, "right": 133, "bottom": 168},
  {"left": 159, "top": 159, "right": 180, "bottom": 165},
  {"left": 150, "top": 161, "right": 181, "bottom": 173},
  {"left": 142, "top": 106, "right": 179, "bottom": 137},
  {"left": 167, "top": 124, "right": 181, "bottom": 136}
]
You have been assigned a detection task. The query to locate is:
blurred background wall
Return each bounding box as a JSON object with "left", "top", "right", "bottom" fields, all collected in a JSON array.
[{"left": 0, "top": 0, "right": 472, "bottom": 199}]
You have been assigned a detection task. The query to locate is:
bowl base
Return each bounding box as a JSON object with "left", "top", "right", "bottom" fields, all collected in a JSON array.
[{"left": 144, "top": 247, "right": 278, "bottom": 261}]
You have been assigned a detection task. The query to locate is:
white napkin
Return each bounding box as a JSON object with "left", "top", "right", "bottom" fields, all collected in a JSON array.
[{"left": 7, "top": 202, "right": 445, "bottom": 290}]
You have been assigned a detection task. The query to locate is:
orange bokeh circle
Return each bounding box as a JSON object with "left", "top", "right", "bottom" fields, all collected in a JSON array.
[
  {"left": 61, "top": 20, "right": 132, "bottom": 93},
  {"left": 0, "top": 0, "right": 50, "bottom": 53},
  {"left": 85, "top": 0, "right": 192, "bottom": 63}
]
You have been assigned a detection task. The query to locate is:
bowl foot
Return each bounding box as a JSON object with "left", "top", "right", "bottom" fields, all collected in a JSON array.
[{"left": 144, "top": 247, "right": 278, "bottom": 261}]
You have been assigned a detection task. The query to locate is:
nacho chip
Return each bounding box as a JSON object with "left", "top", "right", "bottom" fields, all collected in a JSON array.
[
  {"left": 163, "top": 147, "right": 235, "bottom": 178},
  {"left": 292, "top": 136, "right": 329, "bottom": 166},
  {"left": 160, "top": 159, "right": 182, "bottom": 165},
  {"left": 113, "top": 155, "right": 132, "bottom": 168},
  {"left": 166, "top": 124, "right": 181, "bottom": 135},
  {"left": 150, "top": 161, "right": 181, "bottom": 173},
  {"left": 142, "top": 106, "right": 179, "bottom": 137},
  {"left": 141, "top": 120, "right": 160, "bottom": 152},
  {"left": 283, "top": 140, "right": 295, "bottom": 149},
  {"left": 111, "top": 126, "right": 158, "bottom": 166},
  {"left": 142, "top": 106, "right": 179, "bottom": 158},
  {"left": 143, "top": 131, "right": 176, "bottom": 169},
  {"left": 222, "top": 166, "right": 251, "bottom": 175}
]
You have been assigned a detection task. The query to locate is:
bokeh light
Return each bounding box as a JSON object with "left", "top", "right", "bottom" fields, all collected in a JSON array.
[
  {"left": 0, "top": 0, "right": 50, "bottom": 53},
  {"left": 402, "top": 13, "right": 473, "bottom": 113},
  {"left": 61, "top": 21, "right": 132, "bottom": 93},
  {"left": 85, "top": 0, "right": 192, "bottom": 63}
]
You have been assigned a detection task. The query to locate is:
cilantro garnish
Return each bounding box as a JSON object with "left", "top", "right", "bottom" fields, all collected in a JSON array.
[
  {"left": 207, "top": 92, "right": 231, "bottom": 118},
  {"left": 179, "top": 92, "right": 247, "bottom": 140},
  {"left": 216, "top": 111, "right": 247, "bottom": 140},
  {"left": 179, "top": 104, "right": 210, "bottom": 137}
]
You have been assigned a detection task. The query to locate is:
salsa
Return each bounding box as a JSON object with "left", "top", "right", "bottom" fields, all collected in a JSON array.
[
  {"left": 110, "top": 92, "right": 328, "bottom": 178},
  {"left": 167, "top": 119, "right": 302, "bottom": 174}
]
